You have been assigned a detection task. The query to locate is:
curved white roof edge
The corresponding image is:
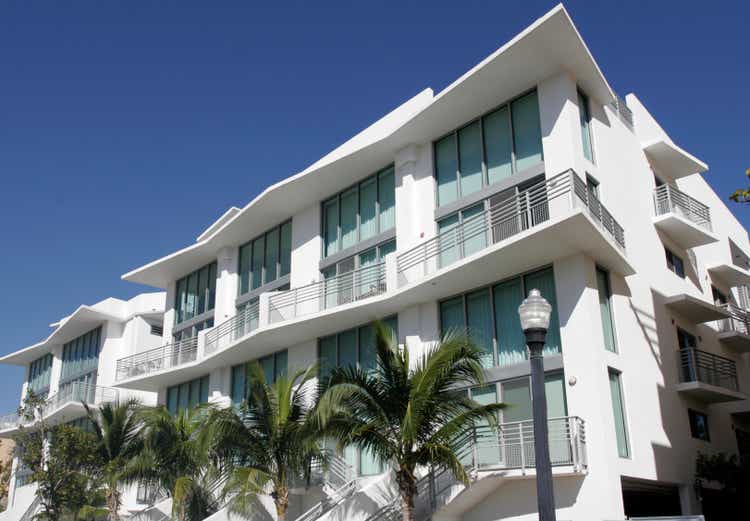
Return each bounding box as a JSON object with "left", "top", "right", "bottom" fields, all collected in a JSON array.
[
  {"left": 122, "top": 3, "right": 615, "bottom": 289},
  {"left": 0, "top": 292, "right": 165, "bottom": 366}
]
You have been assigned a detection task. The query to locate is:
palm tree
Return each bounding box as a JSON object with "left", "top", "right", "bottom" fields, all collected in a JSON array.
[
  {"left": 315, "top": 323, "right": 504, "bottom": 521},
  {"left": 206, "top": 363, "right": 325, "bottom": 521},
  {"left": 84, "top": 399, "right": 143, "bottom": 521},
  {"left": 129, "top": 405, "right": 218, "bottom": 521}
]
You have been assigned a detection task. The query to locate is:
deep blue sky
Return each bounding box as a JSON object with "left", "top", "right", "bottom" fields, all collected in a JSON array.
[{"left": 1, "top": 1, "right": 748, "bottom": 412}]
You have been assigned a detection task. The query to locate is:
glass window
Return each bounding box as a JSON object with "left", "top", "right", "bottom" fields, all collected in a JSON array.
[
  {"left": 688, "top": 409, "right": 710, "bottom": 442},
  {"left": 483, "top": 106, "right": 513, "bottom": 185},
  {"left": 360, "top": 177, "right": 378, "bottom": 241},
  {"left": 231, "top": 364, "right": 246, "bottom": 406},
  {"left": 466, "top": 289, "right": 494, "bottom": 368},
  {"left": 174, "top": 263, "right": 217, "bottom": 325},
  {"left": 251, "top": 237, "right": 265, "bottom": 289},
  {"left": 578, "top": 89, "right": 594, "bottom": 162},
  {"left": 665, "top": 248, "right": 685, "bottom": 278},
  {"left": 324, "top": 198, "right": 339, "bottom": 257},
  {"left": 436, "top": 134, "right": 458, "bottom": 207},
  {"left": 238, "top": 221, "right": 292, "bottom": 296},
  {"left": 596, "top": 267, "right": 617, "bottom": 352},
  {"left": 378, "top": 167, "right": 395, "bottom": 232},
  {"left": 493, "top": 278, "right": 525, "bottom": 367},
  {"left": 318, "top": 317, "right": 398, "bottom": 379},
  {"left": 230, "top": 351, "right": 289, "bottom": 406},
  {"left": 265, "top": 228, "right": 280, "bottom": 284},
  {"left": 340, "top": 188, "right": 358, "bottom": 250},
  {"left": 61, "top": 327, "right": 101, "bottom": 385},
  {"left": 440, "top": 297, "right": 464, "bottom": 336},
  {"left": 437, "top": 213, "right": 460, "bottom": 268},
  {"left": 458, "top": 121, "right": 483, "bottom": 197},
  {"left": 280, "top": 221, "right": 292, "bottom": 277},
  {"left": 319, "top": 335, "right": 337, "bottom": 383},
  {"left": 167, "top": 375, "right": 210, "bottom": 415},
  {"left": 28, "top": 354, "right": 53, "bottom": 393},
  {"left": 461, "top": 204, "right": 487, "bottom": 257},
  {"left": 523, "top": 268, "right": 561, "bottom": 356},
  {"left": 511, "top": 91, "right": 543, "bottom": 171},
  {"left": 608, "top": 370, "right": 630, "bottom": 458}
]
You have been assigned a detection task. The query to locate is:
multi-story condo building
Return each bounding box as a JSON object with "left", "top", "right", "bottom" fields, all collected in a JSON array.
[
  {"left": 2, "top": 4, "right": 749, "bottom": 521},
  {"left": 0, "top": 293, "right": 165, "bottom": 520}
]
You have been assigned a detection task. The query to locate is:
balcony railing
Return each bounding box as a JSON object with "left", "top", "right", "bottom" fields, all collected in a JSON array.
[
  {"left": 44, "top": 382, "right": 118, "bottom": 415},
  {"left": 611, "top": 94, "right": 634, "bottom": 130},
  {"left": 653, "top": 184, "right": 712, "bottom": 231},
  {"left": 718, "top": 303, "right": 750, "bottom": 336},
  {"left": 268, "top": 262, "right": 386, "bottom": 324},
  {"left": 367, "top": 416, "right": 586, "bottom": 521},
  {"left": 679, "top": 347, "right": 739, "bottom": 392},
  {"left": 115, "top": 336, "right": 198, "bottom": 381},
  {"left": 397, "top": 170, "right": 625, "bottom": 285},
  {"left": 204, "top": 299, "right": 260, "bottom": 355},
  {"left": 0, "top": 412, "right": 19, "bottom": 430}
]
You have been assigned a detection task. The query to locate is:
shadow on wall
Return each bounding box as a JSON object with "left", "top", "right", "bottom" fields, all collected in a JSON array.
[{"left": 457, "top": 476, "right": 584, "bottom": 520}]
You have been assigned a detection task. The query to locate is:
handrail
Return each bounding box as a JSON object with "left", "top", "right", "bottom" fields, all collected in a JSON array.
[
  {"left": 366, "top": 416, "right": 586, "bottom": 521},
  {"left": 204, "top": 300, "right": 260, "bottom": 355},
  {"left": 0, "top": 412, "right": 19, "bottom": 430},
  {"left": 397, "top": 170, "right": 625, "bottom": 286},
  {"left": 43, "top": 382, "right": 118, "bottom": 415},
  {"left": 268, "top": 262, "right": 386, "bottom": 324},
  {"left": 115, "top": 336, "right": 198, "bottom": 381},
  {"left": 653, "top": 184, "right": 712, "bottom": 231},
  {"left": 717, "top": 302, "right": 750, "bottom": 336},
  {"left": 679, "top": 347, "right": 739, "bottom": 392}
]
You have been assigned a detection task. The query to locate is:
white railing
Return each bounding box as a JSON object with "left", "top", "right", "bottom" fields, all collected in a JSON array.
[
  {"left": 718, "top": 302, "right": 750, "bottom": 336},
  {"left": 294, "top": 454, "right": 359, "bottom": 521},
  {"left": 653, "top": 185, "right": 712, "bottom": 231},
  {"left": 0, "top": 412, "right": 19, "bottom": 430},
  {"left": 115, "top": 336, "right": 198, "bottom": 381},
  {"left": 397, "top": 170, "right": 625, "bottom": 286},
  {"left": 44, "top": 382, "right": 118, "bottom": 415},
  {"left": 268, "top": 262, "right": 386, "bottom": 324},
  {"left": 204, "top": 300, "right": 260, "bottom": 355},
  {"left": 367, "top": 417, "right": 586, "bottom": 521}
]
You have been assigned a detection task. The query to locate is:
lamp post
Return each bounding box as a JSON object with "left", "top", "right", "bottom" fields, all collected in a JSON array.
[{"left": 518, "top": 288, "right": 556, "bottom": 521}]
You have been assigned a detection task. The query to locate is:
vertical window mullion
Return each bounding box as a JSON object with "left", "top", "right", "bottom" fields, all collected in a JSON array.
[
  {"left": 375, "top": 173, "right": 381, "bottom": 234},
  {"left": 454, "top": 130, "right": 461, "bottom": 199},
  {"left": 508, "top": 102, "right": 517, "bottom": 174},
  {"left": 488, "top": 285, "right": 499, "bottom": 367},
  {"left": 479, "top": 117, "right": 488, "bottom": 188}
]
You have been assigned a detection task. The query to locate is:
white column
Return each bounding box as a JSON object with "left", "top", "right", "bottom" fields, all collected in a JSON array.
[
  {"left": 214, "top": 246, "right": 239, "bottom": 325},
  {"left": 290, "top": 204, "right": 322, "bottom": 289},
  {"left": 162, "top": 280, "right": 177, "bottom": 342},
  {"left": 394, "top": 143, "right": 436, "bottom": 253}
]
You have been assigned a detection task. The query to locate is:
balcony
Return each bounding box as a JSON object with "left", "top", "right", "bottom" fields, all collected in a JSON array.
[
  {"left": 0, "top": 383, "right": 120, "bottom": 435},
  {"left": 370, "top": 417, "right": 586, "bottom": 521},
  {"left": 717, "top": 303, "right": 750, "bottom": 353},
  {"left": 115, "top": 336, "right": 198, "bottom": 381},
  {"left": 663, "top": 294, "right": 729, "bottom": 324},
  {"left": 114, "top": 170, "right": 631, "bottom": 391},
  {"left": 652, "top": 185, "right": 716, "bottom": 249},
  {"left": 707, "top": 241, "right": 750, "bottom": 288},
  {"left": 676, "top": 348, "right": 745, "bottom": 403}
]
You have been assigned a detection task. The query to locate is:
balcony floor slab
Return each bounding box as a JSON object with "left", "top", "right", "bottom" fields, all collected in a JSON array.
[
  {"left": 652, "top": 214, "right": 717, "bottom": 249},
  {"left": 675, "top": 381, "right": 746, "bottom": 403},
  {"left": 717, "top": 331, "right": 750, "bottom": 353}
]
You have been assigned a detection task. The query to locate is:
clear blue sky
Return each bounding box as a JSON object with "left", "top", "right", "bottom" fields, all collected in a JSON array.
[{"left": 1, "top": 0, "right": 748, "bottom": 412}]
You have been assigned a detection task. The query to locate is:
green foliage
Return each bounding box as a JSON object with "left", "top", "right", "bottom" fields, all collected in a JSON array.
[
  {"left": 0, "top": 440, "right": 12, "bottom": 510},
  {"left": 131, "top": 405, "right": 218, "bottom": 521},
  {"left": 696, "top": 451, "right": 750, "bottom": 509},
  {"left": 206, "top": 363, "right": 324, "bottom": 521},
  {"left": 315, "top": 323, "right": 503, "bottom": 521},
  {"left": 729, "top": 168, "right": 750, "bottom": 204}
]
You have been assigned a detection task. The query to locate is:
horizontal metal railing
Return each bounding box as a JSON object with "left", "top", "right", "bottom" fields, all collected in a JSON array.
[
  {"left": 44, "top": 382, "right": 119, "bottom": 415},
  {"left": 653, "top": 184, "right": 712, "bottom": 231},
  {"left": 611, "top": 94, "right": 634, "bottom": 130},
  {"left": 0, "top": 412, "right": 19, "bottom": 430},
  {"left": 397, "top": 170, "right": 625, "bottom": 285},
  {"left": 116, "top": 336, "right": 198, "bottom": 381},
  {"left": 204, "top": 300, "right": 260, "bottom": 355},
  {"left": 367, "top": 416, "right": 586, "bottom": 521},
  {"left": 718, "top": 302, "right": 750, "bottom": 336},
  {"left": 294, "top": 454, "right": 359, "bottom": 521},
  {"left": 679, "top": 347, "right": 739, "bottom": 392},
  {"left": 268, "top": 262, "right": 386, "bottom": 324}
]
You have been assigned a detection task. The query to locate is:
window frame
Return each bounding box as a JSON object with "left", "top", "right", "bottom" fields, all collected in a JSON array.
[
  {"left": 595, "top": 266, "right": 618, "bottom": 353},
  {"left": 166, "top": 374, "right": 210, "bottom": 415},
  {"left": 665, "top": 247, "right": 686, "bottom": 278},
  {"left": 688, "top": 408, "right": 711, "bottom": 442},
  {"left": 432, "top": 88, "right": 543, "bottom": 209},
  {"left": 321, "top": 165, "right": 396, "bottom": 259},
  {"left": 238, "top": 220, "right": 293, "bottom": 298},
  {"left": 174, "top": 262, "right": 217, "bottom": 326},
  {"left": 578, "top": 88, "right": 595, "bottom": 163},
  {"left": 608, "top": 368, "right": 631, "bottom": 458}
]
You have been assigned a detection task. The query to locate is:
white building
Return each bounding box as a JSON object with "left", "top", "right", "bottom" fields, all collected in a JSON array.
[
  {"left": 0, "top": 293, "right": 165, "bottom": 519},
  {"left": 2, "top": 4, "right": 750, "bottom": 520}
]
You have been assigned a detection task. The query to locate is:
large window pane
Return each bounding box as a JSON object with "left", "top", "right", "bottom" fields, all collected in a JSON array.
[
  {"left": 340, "top": 188, "right": 358, "bottom": 250},
  {"left": 175, "top": 278, "right": 186, "bottom": 324},
  {"left": 596, "top": 268, "right": 617, "bottom": 352},
  {"left": 608, "top": 370, "right": 630, "bottom": 458},
  {"left": 231, "top": 365, "right": 246, "bottom": 405},
  {"left": 197, "top": 265, "right": 209, "bottom": 315},
  {"left": 493, "top": 279, "right": 525, "bottom": 366},
  {"left": 378, "top": 167, "right": 395, "bottom": 232},
  {"left": 512, "top": 92, "right": 543, "bottom": 171},
  {"left": 358, "top": 248, "right": 378, "bottom": 297},
  {"left": 523, "top": 268, "right": 561, "bottom": 355},
  {"left": 461, "top": 204, "right": 487, "bottom": 257},
  {"left": 260, "top": 356, "right": 275, "bottom": 384},
  {"left": 472, "top": 385, "right": 500, "bottom": 465},
  {"left": 274, "top": 351, "right": 288, "bottom": 380},
  {"left": 438, "top": 214, "right": 460, "bottom": 268},
  {"left": 502, "top": 379, "right": 531, "bottom": 422},
  {"left": 319, "top": 336, "right": 337, "bottom": 382},
  {"left": 578, "top": 90, "right": 593, "bottom": 162},
  {"left": 440, "top": 297, "right": 464, "bottom": 337},
  {"left": 280, "top": 221, "right": 292, "bottom": 277},
  {"left": 185, "top": 273, "right": 198, "bottom": 321},
  {"left": 466, "top": 289, "right": 494, "bottom": 368},
  {"left": 238, "top": 245, "right": 250, "bottom": 295},
  {"left": 338, "top": 329, "right": 357, "bottom": 369},
  {"left": 484, "top": 106, "right": 513, "bottom": 184},
  {"left": 251, "top": 237, "right": 265, "bottom": 290},
  {"left": 436, "top": 134, "right": 458, "bottom": 207},
  {"left": 359, "top": 177, "right": 377, "bottom": 241},
  {"left": 324, "top": 198, "right": 339, "bottom": 257},
  {"left": 265, "top": 229, "right": 279, "bottom": 284},
  {"left": 358, "top": 325, "right": 376, "bottom": 374},
  {"left": 458, "top": 121, "right": 483, "bottom": 197}
]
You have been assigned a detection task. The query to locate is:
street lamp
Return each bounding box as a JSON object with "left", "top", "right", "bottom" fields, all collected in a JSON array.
[{"left": 518, "top": 288, "right": 556, "bottom": 521}]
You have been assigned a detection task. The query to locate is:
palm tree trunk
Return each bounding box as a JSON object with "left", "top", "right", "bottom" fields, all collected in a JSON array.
[
  {"left": 396, "top": 470, "right": 417, "bottom": 521},
  {"left": 107, "top": 487, "right": 121, "bottom": 521},
  {"left": 275, "top": 486, "right": 289, "bottom": 521}
]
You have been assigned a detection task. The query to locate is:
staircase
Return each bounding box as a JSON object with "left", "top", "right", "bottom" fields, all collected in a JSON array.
[
  {"left": 294, "top": 454, "right": 359, "bottom": 521},
  {"left": 366, "top": 416, "right": 587, "bottom": 521}
]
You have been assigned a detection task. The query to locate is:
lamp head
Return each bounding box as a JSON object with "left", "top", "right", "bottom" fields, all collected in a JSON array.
[{"left": 518, "top": 288, "right": 552, "bottom": 332}]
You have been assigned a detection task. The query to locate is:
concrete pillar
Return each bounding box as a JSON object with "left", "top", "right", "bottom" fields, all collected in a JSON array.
[
  {"left": 291, "top": 204, "right": 322, "bottom": 289},
  {"left": 214, "top": 246, "right": 239, "bottom": 325},
  {"left": 394, "top": 143, "right": 436, "bottom": 254},
  {"left": 162, "top": 280, "right": 177, "bottom": 343}
]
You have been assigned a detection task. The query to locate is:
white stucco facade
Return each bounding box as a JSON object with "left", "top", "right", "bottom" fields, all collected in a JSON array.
[{"left": 2, "top": 4, "right": 748, "bottom": 521}]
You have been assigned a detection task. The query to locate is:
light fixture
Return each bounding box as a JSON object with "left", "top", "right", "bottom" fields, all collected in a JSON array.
[{"left": 518, "top": 288, "right": 552, "bottom": 331}]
